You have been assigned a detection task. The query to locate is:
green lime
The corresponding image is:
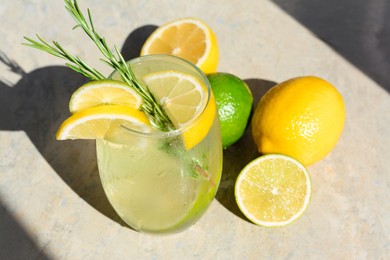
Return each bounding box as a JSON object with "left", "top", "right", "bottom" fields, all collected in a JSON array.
[{"left": 207, "top": 72, "right": 253, "bottom": 148}]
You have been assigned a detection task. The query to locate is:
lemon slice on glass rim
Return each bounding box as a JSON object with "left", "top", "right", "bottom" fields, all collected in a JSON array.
[
  {"left": 69, "top": 80, "right": 143, "bottom": 114},
  {"left": 58, "top": 71, "right": 215, "bottom": 150},
  {"left": 142, "top": 70, "right": 216, "bottom": 150},
  {"left": 56, "top": 105, "right": 151, "bottom": 140}
]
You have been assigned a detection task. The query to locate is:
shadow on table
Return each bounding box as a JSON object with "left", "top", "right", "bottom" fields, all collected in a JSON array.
[
  {"left": 0, "top": 201, "right": 51, "bottom": 259},
  {"left": 215, "top": 78, "right": 277, "bottom": 221},
  {"left": 271, "top": 0, "right": 390, "bottom": 92},
  {"left": 0, "top": 52, "right": 125, "bottom": 226},
  {"left": 121, "top": 25, "right": 158, "bottom": 61},
  {"left": 0, "top": 25, "right": 159, "bottom": 228}
]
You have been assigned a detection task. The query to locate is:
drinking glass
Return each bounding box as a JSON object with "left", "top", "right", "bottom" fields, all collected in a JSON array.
[{"left": 96, "top": 54, "right": 222, "bottom": 233}]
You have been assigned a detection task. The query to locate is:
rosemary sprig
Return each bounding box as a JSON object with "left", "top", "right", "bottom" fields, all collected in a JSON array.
[
  {"left": 23, "top": 0, "right": 175, "bottom": 132},
  {"left": 23, "top": 34, "right": 106, "bottom": 80}
]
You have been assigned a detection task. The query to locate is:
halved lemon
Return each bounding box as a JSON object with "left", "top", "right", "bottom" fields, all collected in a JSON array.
[
  {"left": 56, "top": 105, "right": 151, "bottom": 140},
  {"left": 235, "top": 154, "right": 312, "bottom": 227},
  {"left": 143, "top": 70, "right": 216, "bottom": 149},
  {"left": 140, "top": 18, "right": 219, "bottom": 74},
  {"left": 69, "top": 80, "right": 143, "bottom": 114}
]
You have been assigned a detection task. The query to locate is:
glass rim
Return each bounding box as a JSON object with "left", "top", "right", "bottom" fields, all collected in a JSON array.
[{"left": 115, "top": 54, "right": 212, "bottom": 139}]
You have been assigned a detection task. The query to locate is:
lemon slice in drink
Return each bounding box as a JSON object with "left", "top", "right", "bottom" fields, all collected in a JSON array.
[
  {"left": 235, "top": 154, "right": 312, "bottom": 227},
  {"left": 56, "top": 105, "right": 151, "bottom": 140},
  {"left": 143, "top": 70, "right": 216, "bottom": 149},
  {"left": 140, "top": 18, "right": 219, "bottom": 74},
  {"left": 69, "top": 80, "right": 143, "bottom": 113}
]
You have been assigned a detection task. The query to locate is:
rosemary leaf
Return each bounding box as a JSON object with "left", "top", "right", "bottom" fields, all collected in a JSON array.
[{"left": 23, "top": 0, "right": 175, "bottom": 131}]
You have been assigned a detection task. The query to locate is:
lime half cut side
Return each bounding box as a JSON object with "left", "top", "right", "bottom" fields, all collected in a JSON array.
[{"left": 235, "top": 154, "right": 312, "bottom": 227}]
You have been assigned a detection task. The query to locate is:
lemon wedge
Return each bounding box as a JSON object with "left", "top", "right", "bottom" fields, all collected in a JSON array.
[{"left": 56, "top": 105, "right": 151, "bottom": 140}]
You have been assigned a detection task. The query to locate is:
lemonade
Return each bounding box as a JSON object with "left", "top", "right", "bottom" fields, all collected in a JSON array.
[
  {"left": 25, "top": 0, "right": 223, "bottom": 234},
  {"left": 96, "top": 55, "right": 223, "bottom": 233},
  {"left": 96, "top": 117, "right": 221, "bottom": 232}
]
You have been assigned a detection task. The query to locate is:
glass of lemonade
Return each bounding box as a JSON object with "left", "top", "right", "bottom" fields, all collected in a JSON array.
[{"left": 96, "top": 54, "right": 223, "bottom": 233}]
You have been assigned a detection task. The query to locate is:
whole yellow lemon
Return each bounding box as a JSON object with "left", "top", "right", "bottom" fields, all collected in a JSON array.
[{"left": 251, "top": 76, "right": 346, "bottom": 166}]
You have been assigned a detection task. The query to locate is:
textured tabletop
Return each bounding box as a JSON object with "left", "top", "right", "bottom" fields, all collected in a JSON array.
[{"left": 1, "top": 0, "right": 389, "bottom": 259}]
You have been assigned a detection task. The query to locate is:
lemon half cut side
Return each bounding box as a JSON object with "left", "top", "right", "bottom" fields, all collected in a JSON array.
[
  {"left": 141, "top": 18, "right": 219, "bottom": 74},
  {"left": 235, "top": 154, "right": 312, "bottom": 227}
]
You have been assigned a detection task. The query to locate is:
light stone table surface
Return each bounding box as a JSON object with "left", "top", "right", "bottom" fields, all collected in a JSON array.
[{"left": 1, "top": 0, "right": 389, "bottom": 259}]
